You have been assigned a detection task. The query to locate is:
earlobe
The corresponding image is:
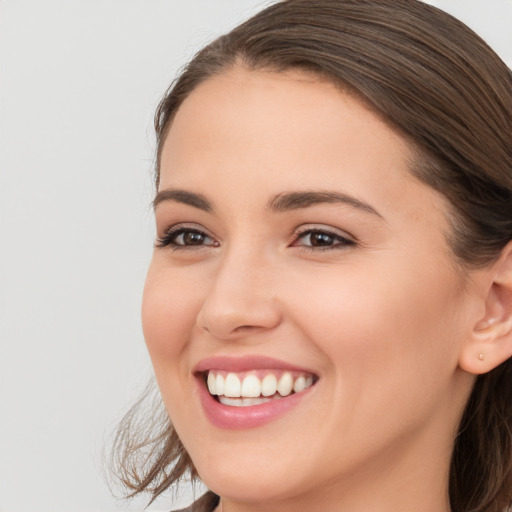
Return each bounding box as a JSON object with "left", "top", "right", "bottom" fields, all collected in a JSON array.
[{"left": 459, "top": 242, "right": 512, "bottom": 375}]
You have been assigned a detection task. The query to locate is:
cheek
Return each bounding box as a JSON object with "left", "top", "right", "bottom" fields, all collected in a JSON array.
[
  {"left": 280, "top": 259, "right": 467, "bottom": 462},
  {"left": 287, "top": 256, "right": 464, "bottom": 388},
  {"left": 141, "top": 262, "right": 201, "bottom": 364},
  {"left": 141, "top": 262, "right": 206, "bottom": 426}
]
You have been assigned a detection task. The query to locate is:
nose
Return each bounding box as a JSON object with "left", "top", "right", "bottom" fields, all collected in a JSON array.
[{"left": 196, "top": 251, "right": 282, "bottom": 340}]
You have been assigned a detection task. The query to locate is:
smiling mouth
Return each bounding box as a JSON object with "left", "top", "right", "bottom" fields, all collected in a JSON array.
[{"left": 201, "top": 370, "right": 318, "bottom": 407}]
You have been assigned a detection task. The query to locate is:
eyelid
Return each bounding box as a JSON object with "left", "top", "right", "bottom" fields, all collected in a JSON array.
[
  {"left": 291, "top": 225, "right": 357, "bottom": 249},
  {"left": 155, "top": 223, "right": 218, "bottom": 249},
  {"left": 294, "top": 224, "right": 355, "bottom": 239}
]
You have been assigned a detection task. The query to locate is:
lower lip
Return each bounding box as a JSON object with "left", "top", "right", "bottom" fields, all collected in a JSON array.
[{"left": 195, "top": 376, "right": 314, "bottom": 429}]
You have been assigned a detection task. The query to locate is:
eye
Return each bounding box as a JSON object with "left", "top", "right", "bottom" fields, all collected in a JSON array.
[
  {"left": 156, "top": 226, "right": 218, "bottom": 249},
  {"left": 292, "top": 228, "right": 355, "bottom": 250}
]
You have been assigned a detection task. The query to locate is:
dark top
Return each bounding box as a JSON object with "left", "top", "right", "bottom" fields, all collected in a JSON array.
[{"left": 173, "top": 491, "right": 219, "bottom": 512}]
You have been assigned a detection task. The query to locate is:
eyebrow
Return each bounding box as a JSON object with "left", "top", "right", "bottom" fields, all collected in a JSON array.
[
  {"left": 268, "top": 191, "right": 383, "bottom": 218},
  {"left": 153, "top": 189, "right": 213, "bottom": 212},
  {"left": 153, "top": 188, "right": 382, "bottom": 219}
]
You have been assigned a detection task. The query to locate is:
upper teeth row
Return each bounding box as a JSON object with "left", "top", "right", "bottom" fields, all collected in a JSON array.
[{"left": 207, "top": 371, "right": 314, "bottom": 398}]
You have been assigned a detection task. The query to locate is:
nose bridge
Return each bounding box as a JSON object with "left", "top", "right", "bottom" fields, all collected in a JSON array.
[{"left": 197, "top": 242, "right": 280, "bottom": 339}]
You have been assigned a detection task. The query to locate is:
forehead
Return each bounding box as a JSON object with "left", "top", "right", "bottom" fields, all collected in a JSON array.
[
  {"left": 160, "top": 67, "right": 414, "bottom": 190},
  {"left": 161, "top": 67, "right": 453, "bottom": 216}
]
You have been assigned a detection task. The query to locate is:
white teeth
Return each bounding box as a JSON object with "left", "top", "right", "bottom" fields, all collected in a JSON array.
[
  {"left": 224, "top": 373, "right": 241, "bottom": 397},
  {"left": 207, "top": 372, "right": 216, "bottom": 394},
  {"left": 241, "top": 375, "right": 261, "bottom": 398},
  {"left": 215, "top": 373, "right": 225, "bottom": 395},
  {"left": 277, "top": 372, "right": 294, "bottom": 396},
  {"left": 261, "top": 374, "right": 277, "bottom": 397},
  {"left": 293, "top": 375, "right": 306, "bottom": 393},
  {"left": 206, "top": 370, "right": 316, "bottom": 404},
  {"left": 219, "top": 396, "right": 273, "bottom": 407}
]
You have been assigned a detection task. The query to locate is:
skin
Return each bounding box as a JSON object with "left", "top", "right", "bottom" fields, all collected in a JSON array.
[{"left": 142, "top": 67, "right": 510, "bottom": 512}]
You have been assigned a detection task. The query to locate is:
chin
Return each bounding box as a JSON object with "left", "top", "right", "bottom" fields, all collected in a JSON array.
[{"left": 199, "top": 461, "right": 305, "bottom": 505}]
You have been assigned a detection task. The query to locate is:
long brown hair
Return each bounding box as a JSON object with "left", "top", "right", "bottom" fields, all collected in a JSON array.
[{"left": 111, "top": 1, "right": 512, "bottom": 511}]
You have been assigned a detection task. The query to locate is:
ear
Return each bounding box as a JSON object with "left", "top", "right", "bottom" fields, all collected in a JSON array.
[{"left": 459, "top": 242, "right": 512, "bottom": 375}]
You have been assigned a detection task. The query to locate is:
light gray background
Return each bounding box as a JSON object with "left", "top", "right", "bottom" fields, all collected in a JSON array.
[{"left": 1, "top": 1, "right": 511, "bottom": 511}]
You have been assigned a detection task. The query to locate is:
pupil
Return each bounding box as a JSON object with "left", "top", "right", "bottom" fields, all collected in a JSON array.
[
  {"left": 184, "top": 231, "right": 204, "bottom": 245},
  {"left": 311, "top": 233, "right": 333, "bottom": 246}
]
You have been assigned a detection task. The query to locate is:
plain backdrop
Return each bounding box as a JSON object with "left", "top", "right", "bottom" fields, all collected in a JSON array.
[{"left": 1, "top": 1, "right": 511, "bottom": 511}]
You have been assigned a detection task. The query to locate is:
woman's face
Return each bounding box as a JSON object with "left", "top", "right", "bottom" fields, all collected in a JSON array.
[{"left": 143, "top": 68, "right": 478, "bottom": 508}]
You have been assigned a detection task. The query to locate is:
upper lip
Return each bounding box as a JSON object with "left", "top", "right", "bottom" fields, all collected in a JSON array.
[{"left": 193, "top": 355, "right": 318, "bottom": 375}]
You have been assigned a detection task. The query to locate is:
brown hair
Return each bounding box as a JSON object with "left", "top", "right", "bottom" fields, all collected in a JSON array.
[{"left": 111, "top": 1, "right": 512, "bottom": 511}]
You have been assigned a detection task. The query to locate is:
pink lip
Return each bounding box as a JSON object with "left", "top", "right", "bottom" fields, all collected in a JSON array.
[
  {"left": 193, "top": 355, "right": 318, "bottom": 430},
  {"left": 193, "top": 355, "right": 316, "bottom": 374},
  {"left": 195, "top": 377, "right": 314, "bottom": 429}
]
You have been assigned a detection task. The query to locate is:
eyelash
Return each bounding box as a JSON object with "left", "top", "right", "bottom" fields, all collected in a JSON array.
[
  {"left": 155, "top": 226, "right": 218, "bottom": 250},
  {"left": 156, "top": 225, "right": 356, "bottom": 251},
  {"left": 292, "top": 228, "right": 356, "bottom": 251}
]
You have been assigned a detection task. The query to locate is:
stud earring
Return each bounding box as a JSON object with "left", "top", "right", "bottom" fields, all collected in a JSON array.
[{"left": 478, "top": 353, "right": 485, "bottom": 361}]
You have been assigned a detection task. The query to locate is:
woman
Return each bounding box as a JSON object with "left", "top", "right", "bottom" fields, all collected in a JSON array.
[{"left": 112, "top": 1, "right": 512, "bottom": 511}]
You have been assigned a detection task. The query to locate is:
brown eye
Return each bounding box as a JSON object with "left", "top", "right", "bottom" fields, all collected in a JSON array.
[
  {"left": 309, "top": 232, "right": 336, "bottom": 246},
  {"left": 182, "top": 231, "right": 207, "bottom": 245},
  {"left": 293, "top": 229, "right": 355, "bottom": 251},
  {"left": 156, "top": 228, "right": 218, "bottom": 249}
]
